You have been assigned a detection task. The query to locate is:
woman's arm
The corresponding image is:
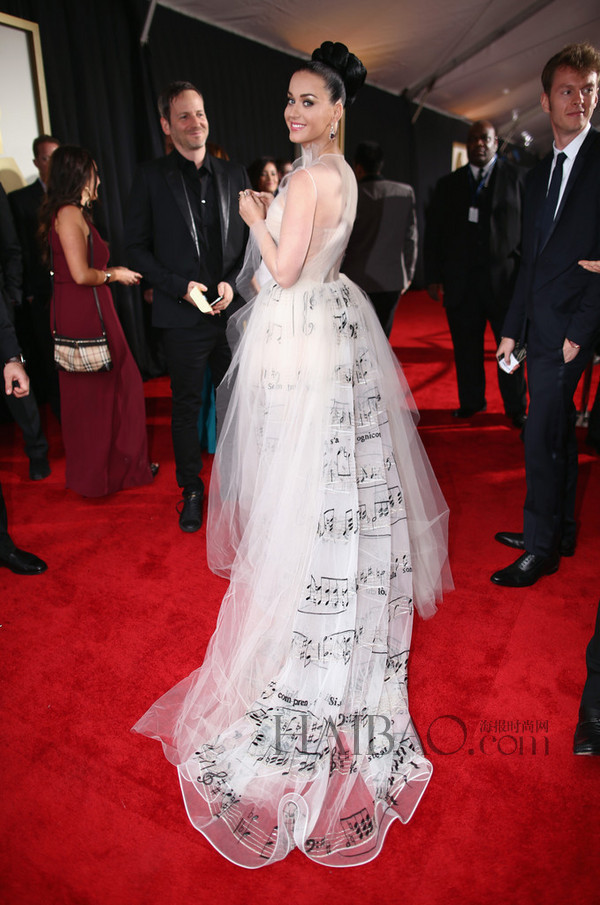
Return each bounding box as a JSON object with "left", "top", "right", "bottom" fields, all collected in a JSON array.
[
  {"left": 239, "top": 169, "right": 317, "bottom": 289},
  {"left": 55, "top": 205, "right": 141, "bottom": 286}
]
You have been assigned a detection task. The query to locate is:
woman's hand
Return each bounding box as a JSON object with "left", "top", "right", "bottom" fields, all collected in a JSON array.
[
  {"left": 238, "top": 189, "right": 267, "bottom": 226},
  {"left": 110, "top": 266, "right": 142, "bottom": 286},
  {"left": 579, "top": 259, "right": 600, "bottom": 273}
]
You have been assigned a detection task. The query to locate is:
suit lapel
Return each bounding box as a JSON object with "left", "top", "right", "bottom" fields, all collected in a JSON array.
[
  {"left": 540, "top": 127, "right": 597, "bottom": 250},
  {"left": 211, "top": 157, "right": 230, "bottom": 252},
  {"left": 162, "top": 154, "right": 196, "bottom": 247},
  {"left": 533, "top": 154, "right": 553, "bottom": 255},
  {"left": 553, "top": 126, "right": 596, "bottom": 224}
]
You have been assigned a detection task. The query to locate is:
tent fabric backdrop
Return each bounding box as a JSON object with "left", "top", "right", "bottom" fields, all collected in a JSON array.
[{"left": 1, "top": 291, "right": 599, "bottom": 903}]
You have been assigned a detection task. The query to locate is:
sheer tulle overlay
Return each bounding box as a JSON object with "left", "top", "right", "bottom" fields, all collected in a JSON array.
[{"left": 133, "top": 154, "right": 452, "bottom": 867}]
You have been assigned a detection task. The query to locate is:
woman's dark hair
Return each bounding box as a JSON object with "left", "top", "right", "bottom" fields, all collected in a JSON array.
[
  {"left": 247, "top": 156, "right": 279, "bottom": 191},
  {"left": 38, "top": 145, "right": 97, "bottom": 256},
  {"left": 297, "top": 41, "right": 366, "bottom": 107}
]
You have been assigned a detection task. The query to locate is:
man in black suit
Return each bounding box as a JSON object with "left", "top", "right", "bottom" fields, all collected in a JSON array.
[
  {"left": 493, "top": 43, "right": 600, "bottom": 587},
  {"left": 0, "top": 292, "right": 47, "bottom": 574},
  {"left": 344, "top": 141, "right": 418, "bottom": 338},
  {"left": 125, "top": 81, "right": 249, "bottom": 532},
  {"left": 0, "top": 184, "right": 50, "bottom": 481},
  {"left": 9, "top": 135, "right": 61, "bottom": 418},
  {"left": 424, "top": 120, "right": 527, "bottom": 426}
]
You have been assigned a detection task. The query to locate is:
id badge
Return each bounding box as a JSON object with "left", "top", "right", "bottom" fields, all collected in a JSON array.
[{"left": 468, "top": 206, "right": 479, "bottom": 223}]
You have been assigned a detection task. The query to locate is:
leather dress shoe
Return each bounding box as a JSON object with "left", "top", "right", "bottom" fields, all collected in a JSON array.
[
  {"left": 0, "top": 547, "right": 47, "bottom": 575},
  {"left": 573, "top": 716, "right": 600, "bottom": 755},
  {"left": 510, "top": 412, "right": 527, "bottom": 429},
  {"left": 452, "top": 403, "right": 487, "bottom": 418},
  {"left": 29, "top": 456, "right": 51, "bottom": 481},
  {"left": 490, "top": 551, "right": 560, "bottom": 587},
  {"left": 177, "top": 487, "right": 204, "bottom": 533},
  {"left": 494, "top": 531, "right": 576, "bottom": 557}
]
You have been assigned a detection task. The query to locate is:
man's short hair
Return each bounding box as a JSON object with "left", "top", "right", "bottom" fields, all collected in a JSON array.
[
  {"left": 33, "top": 134, "right": 60, "bottom": 157},
  {"left": 158, "top": 80, "right": 202, "bottom": 123},
  {"left": 354, "top": 141, "right": 384, "bottom": 175},
  {"left": 541, "top": 42, "right": 600, "bottom": 95}
]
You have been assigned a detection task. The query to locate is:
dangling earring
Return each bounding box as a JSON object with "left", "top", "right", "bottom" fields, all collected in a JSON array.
[{"left": 329, "top": 122, "right": 337, "bottom": 141}]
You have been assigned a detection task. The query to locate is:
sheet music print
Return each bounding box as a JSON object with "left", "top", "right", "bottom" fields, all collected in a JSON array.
[
  {"left": 292, "top": 629, "right": 357, "bottom": 667},
  {"left": 333, "top": 285, "right": 358, "bottom": 338},
  {"left": 329, "top": 397, "right": 353, "bottom": 428},
  {"left": 302, "top": 575, "right": 350, "bottom": 613},
  {"left": 221, "top": 804, "right": 281, "bottom": 861},
  {"left": 317, "top": 506, "right": 359, "bottom": 541},
  {"left": 340, "top": 808, "right": 375, "bottom": 845}
]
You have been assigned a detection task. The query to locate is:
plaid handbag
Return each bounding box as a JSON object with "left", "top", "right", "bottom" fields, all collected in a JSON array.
[{"left": 52, "top": 230, "right": 113, "bottom": 373}]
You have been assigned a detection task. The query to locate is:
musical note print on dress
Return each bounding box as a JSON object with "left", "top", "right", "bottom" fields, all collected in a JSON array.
[{"left": 132, "top": 152, "right": 450, "bottom": 869}]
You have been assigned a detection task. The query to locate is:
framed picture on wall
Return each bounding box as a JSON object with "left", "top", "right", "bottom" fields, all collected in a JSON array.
[
  {"left": 451, "top": 142, "right": 468, "bottom": 171},
  {"left": 0, "top": 11, "right": 51, "bottom": 192}
]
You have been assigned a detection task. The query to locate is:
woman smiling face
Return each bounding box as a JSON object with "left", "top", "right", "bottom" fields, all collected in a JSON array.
[{"left": 284, "top": 70, "right": 341, "bottom": 148}]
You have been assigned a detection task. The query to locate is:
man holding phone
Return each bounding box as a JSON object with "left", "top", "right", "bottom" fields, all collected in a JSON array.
[
  {"left": 125, "top": 81, "right": 249, "bottom": 531},
  {"left": 493, "top": 43, "right": 600, "bottom": 587}
]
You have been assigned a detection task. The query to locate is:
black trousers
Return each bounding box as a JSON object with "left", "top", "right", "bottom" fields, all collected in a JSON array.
[
  {"left": 523, "top": 331, "right": 590, "bottom": 556},
  {"left": 0, "top": 482, "right": 15, "bottom": 556},
  {"left": 162, "top": 318, "right": 231, "bottom": 492},
  {"left": 3, "top": 301, "right": 49, "bottom": 460},
  {"left": 445, "top": 279, "right": 527, "bottom": 416},
  {"left": 580, "top": 600, "right": 600, "bottom": 717},
  {"left": 367, "top": 290, "right": 400, "bottom": 339}
]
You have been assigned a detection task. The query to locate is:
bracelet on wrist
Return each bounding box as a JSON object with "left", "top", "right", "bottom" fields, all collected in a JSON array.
[{"left": 103, "top": 272, "right": 112, "bottom": 284}]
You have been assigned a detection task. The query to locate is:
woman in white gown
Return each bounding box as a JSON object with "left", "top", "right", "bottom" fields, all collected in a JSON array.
[{"left": 133, "top": 41, "right": 452, "bottom": 868}]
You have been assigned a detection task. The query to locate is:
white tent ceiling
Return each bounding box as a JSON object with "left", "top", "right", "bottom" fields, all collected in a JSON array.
[{"left": 157, "top": 0, "right": 600, "bottom": 154}]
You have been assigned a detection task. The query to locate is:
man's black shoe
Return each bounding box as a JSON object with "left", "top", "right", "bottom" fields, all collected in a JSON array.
[
  {"left": 0, "top": 547, "right": 47, "bottom": 575},
  {"left": 177, "top": 489, "right": 204, "bottom": 533},
  {"left": 573, "top": 716, "right": 600, "bottom": 755},
  {"left": 490, "top": 551, "right": 560, "bottom": 587},
  {"left": 494, "top": 531, "right": 575, "bottom": 557},
  {"left": 29, "top": 457, "right": 50, "bottom": 481},
  {"left": 452, "top": 403, "right": 487, "bottom": 418}
]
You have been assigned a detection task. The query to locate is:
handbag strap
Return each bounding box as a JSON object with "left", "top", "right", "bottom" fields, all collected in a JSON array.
[{"left": 51, "top": 222, "right": 108, "bottom": 337}]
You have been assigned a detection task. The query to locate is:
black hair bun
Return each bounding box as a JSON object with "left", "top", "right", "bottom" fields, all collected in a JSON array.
[{"left": 311, "top": 41, "right": 367, "bottom": 106}]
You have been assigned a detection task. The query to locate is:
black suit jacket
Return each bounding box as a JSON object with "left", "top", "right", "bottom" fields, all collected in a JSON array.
[
  {"left": 0, "top": 184, "right": 23, "bottom": 308},
  {"left": 424, "top": 158, "right": 524, "bottom": 310},
  {"left": 503, "top": 127, "right": 600, "bottom": 351},
  {"left": 124, "top": 152, "right": 249, "bottom": 328},
  {"left": 0, "top": 291, "right": 20, "bottom": 362},
  {"left": 8, "top": 180, "right": 49, "bottom": 300}
]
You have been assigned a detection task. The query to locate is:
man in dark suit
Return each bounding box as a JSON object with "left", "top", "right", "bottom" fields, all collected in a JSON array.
[
  {"left": 493, "top": 43, "right": 600, "bottom": 587},
  {"left": 424, "top": 121, "right": 527, "bottom": 426},
  {"left": 0, "top": 292, "right": 47, "bottom": 574},
  {"left": 0, "top": 184, "right": 50, "bottom": 481},
  {"left": 125, "top": 81, "right": 249, "bottom": 532},
  {"left": 344, "top": 141, "right": 418, "bottom": 338},
  {"left": 9, "top": 135, "right": 60, "bottom": 418}
]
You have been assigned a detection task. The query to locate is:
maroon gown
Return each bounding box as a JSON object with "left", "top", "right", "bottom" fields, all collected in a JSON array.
[{"left": 51, "top": 217, "right": 152, "bottom": 497}]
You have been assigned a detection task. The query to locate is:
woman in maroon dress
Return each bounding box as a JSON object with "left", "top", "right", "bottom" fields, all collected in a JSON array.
[{"left": 41, "top": 146, "right": 155, "bottom": 497}]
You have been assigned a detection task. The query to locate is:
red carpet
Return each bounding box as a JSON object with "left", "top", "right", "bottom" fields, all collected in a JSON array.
[{"left": 1, "top": 291, "right": 599, "bottom": 904}]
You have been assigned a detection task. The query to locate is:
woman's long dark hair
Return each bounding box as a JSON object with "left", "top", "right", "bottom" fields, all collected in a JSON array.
[{"left": 38, "top": 145, "right": 97, "bottom": 259}]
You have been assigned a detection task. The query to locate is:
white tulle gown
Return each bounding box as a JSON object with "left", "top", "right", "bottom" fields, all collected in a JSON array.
[{"left": 133, "top": 152, "right": 452, "bottom": 868}]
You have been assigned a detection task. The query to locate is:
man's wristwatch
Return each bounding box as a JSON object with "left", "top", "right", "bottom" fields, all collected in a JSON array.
[{"left": 5, "top": 354, "right": 25, "bottom": 366}]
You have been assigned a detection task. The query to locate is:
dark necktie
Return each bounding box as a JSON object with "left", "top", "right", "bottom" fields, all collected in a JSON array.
[{"left": 539, "top": 151, "right": 566, "bottom": 246}]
